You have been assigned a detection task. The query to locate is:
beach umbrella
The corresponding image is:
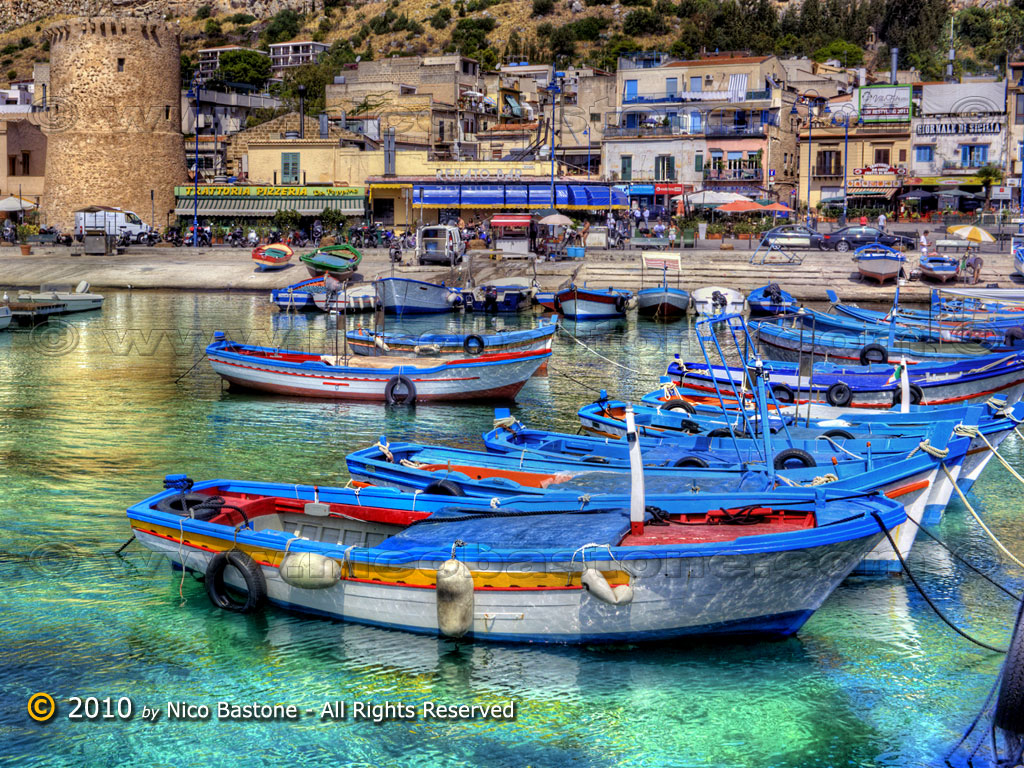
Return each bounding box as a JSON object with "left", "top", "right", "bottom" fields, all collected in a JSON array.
[
  {"left": 898, "top": 190, "right": 935, "bottom": 200},
  {"left": 715, "top": 200, "right": 765, "bottom": 213},
  {"left": 760, "top": 202, "right": 791, "bottom": 212},
  {"left": 539, "top": 213, "right": 572, "bottom": 226},
  {"left": 947, "top": 224, "right": 995, "bottom": 243},
  {"left": 683, "top": 190, "right": 752, "bottom": 207}
]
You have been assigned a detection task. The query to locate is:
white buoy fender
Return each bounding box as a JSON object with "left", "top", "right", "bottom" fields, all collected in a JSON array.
[
  {"left": 436, "top": 558, "right": 474, "bottom": 637},
  {"left": 581, "top": 569, "right": 633, "bottom": 606},
  {"left": 279, "top": 552, "right": 341, "bottom": 589}
]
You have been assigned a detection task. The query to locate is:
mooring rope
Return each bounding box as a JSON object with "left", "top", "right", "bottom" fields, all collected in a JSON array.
[
  {"left": 941, "top": 463, "right": 1024, "bottom": 571},
  {"left": 956, "top": 423, "right": 1024, "bottom": 489},
  {"left": 556, "top": 326, "right": 642, "bottom": 375}
]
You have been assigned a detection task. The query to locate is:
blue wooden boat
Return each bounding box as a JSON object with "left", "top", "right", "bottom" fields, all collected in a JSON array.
[
  {"left": 854, "top": 243, "right": 905, "bottom": 284},
  {"left": 376, "top": 277, "right": 464, "bottom": 315},
  {"left": 747, "top": 284, "right": 796, "bottom": 316},
  {"left": 637, "top": 252, "right": 690, "bottom": 319},
  {"left": 127, "top": 475, "right": 905, "bottom": 642},
  {"left": 462, "top": 282, "right": 533, "bottom": 313},
  {"left": 345, "top": 320, "right": 556, "bottom": 357},
  {"left": 828, "top": 291, "right": 1024, "bottom": 337},
  {"left": 271, "top": 276, "right": 325, "bottom": 311},
  {"left": 919, "top": 254, "right": 960, "bottom": 283},
  {"left": 345, "top": 423, "right": 967, "bottom": 572},
  {"left": 556, "top": 284, "right": 633, "bottom": 320}
]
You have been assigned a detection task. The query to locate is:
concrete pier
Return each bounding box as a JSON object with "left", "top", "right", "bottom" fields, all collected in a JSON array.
[{"left": 0, "top": 241, "right": 1015, "bottom": 303}]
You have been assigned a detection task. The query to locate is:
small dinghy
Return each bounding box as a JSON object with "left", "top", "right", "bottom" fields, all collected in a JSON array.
[
  {"left": 205, "top": 332, "right": 549, "bottom": 402},
  {"left": 746, "top": 283, "right": 795, "bottom": 316},
  {"left": 17, "top": 281, "right": 104, "bottom": 313},
  {"left": 854, "top": 243, "right": 905, "bottom": 284},
  {"left": 691, "top": 286, "right": 744, "bottom": 324},
  {"left": 271, "top": 277, "right": 324, "bottom": 311},
  {"left": 919, "top": 254, "right": 959, "bottom": 283},
  {"left": 463, "top": 278, "right": 533, "bottom": 313},
  {"left": 636, "top": 252, "right": 690, "bottom": 320},
  {"left": 299, "top": 244, "right": 363, "bottom": 278},
  {"left": 251, "top": 243, "right": 293, "bottom": 271},
  {"left": 346, "top": 320, "right": 556, "bottom": 357},
  {"left": 555, "top": 284, "right": 634, "bottom": 320}
]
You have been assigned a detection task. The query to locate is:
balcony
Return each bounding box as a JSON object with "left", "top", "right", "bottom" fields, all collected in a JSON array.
[
  {"left": 811, "top": 165, "right": 843, "bottom": 178},
  {"left": 703, "top": 168, "right": 763, "bottom": 181},
  {"left": 621, "top": 89, "right": 772, "bottom": 105},
  {"left": 942, "top": 161, "right": 989, "bottom": 174},
  {"left": 704, "top": 121, "right": 775, "bottom": 137},
  {"left": 604, "top": 124, "right": 695, "bottom": 139}
]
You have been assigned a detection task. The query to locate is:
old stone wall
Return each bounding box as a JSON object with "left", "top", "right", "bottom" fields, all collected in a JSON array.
[{"left": 43, "top": 16, "right": 187, "bottom": 228}]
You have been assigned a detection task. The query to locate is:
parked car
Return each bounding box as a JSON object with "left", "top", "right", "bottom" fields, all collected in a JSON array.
[
  {"left": 416, "top": 224, "right": 465, "bottom": 266},
  {"left": 759, "top": 224, "right": 825, "bottom": 249},
  {"left": 820, "top": 226, "right": 915, "bottom": 252}
]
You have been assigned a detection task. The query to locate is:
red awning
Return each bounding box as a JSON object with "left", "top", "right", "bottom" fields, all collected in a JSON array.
[{"left": 491, "top": 214, "right": 532, "bottom": 227}]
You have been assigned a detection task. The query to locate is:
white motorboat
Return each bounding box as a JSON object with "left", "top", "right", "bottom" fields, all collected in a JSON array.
[{"left": 18, "top": 281, "right": 104, "bottom": 313}]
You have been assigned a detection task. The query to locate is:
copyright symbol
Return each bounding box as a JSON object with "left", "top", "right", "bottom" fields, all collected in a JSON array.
[
  {"left": 29, "top": 543, "right": 79, "bottom": 578},
  {"left": 27, "top": 693, "right": 56, "bottom": 723},
  {"left": 30, "top": 319, "right": 79, "bottom": 356},
  {"left": 30, "top": 96, "right": 78, "bottom": 134}
]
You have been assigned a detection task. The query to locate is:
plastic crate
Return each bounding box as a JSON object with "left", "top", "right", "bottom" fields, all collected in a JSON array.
[{"left": 566, "top": 246, "right": 585, "bottom": 259}]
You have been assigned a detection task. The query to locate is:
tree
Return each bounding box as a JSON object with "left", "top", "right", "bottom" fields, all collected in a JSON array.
[
  {"left": 272, "top": 207, "right": 302, "bottom": 232},
  {"left": 263, "top": 9, "right": 303, "bottom": 45},
  {"left": 532, "top": 0, "right": 554, "bottom": 15},
  {"left": 204, "top": 19, "right": 223, "bottom": 38},
  {"left": 623, "top": 8, "right": 666, "bottom": 36},
  {"left": 547, "top": 25, "right": 576, "bottom": 59},
  {"left": 975, "top": 163, "right": 1003, "bottom": 207},
  {"left": 214, "top": 49, "right": 272, "bottom": 89},
  {"left": 812, "top": 40, "right": 864, "bottom": 66}
]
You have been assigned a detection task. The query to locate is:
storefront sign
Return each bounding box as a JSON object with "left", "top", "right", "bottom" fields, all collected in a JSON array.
[
  {"left": 174, "top": 185, "right": 363, "bottom": 197},
  {"left": 915, "top": 122, "right": 1002, "bottom": 136},
  {"left": 629, "top": 184, "right": 655, "bottom": 195},
  {"left": 858, "top": 85, "right": 912, "bottom": 123},
  {"left": 853, "top": 164, "right": 906, "bottom": 176},
  {"left": 909, "top": 176, "right": 983, "bottom": 186},
  {"left": 654, "top": 183, "right": 683, "bottom": 195},
  {"left": 848, "top": 178, "right": 900, "bottom": 188},
  {"left": 435, "top": 168, "right": 523, "bottom": 182}
]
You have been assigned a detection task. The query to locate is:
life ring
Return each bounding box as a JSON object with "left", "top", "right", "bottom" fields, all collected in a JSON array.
[
  {"left": 994, "top": 600, "right": 1024, "bottom": 735},
  {"left": 665, "top": 400, "right": 696, "bottom": 414},
  {"left": 673, "top": 456, "right": 709, "bottom": 468},
  {"left": 893, "top": 382, "right": 924, "bottom": 405},
  {"left": 821, "top": 428, "right": 855, "bottom": 441},
  {"left": 205, "top": 550, "right": 267, "bottom": 614},
  {"left": 773, "top": 448, "right": 816, "bottom": 470},
  {"left": 826, "top": 382, "right": 853, "bottom": 407},
  {"left": 463, "top": 334, "right": 485, "bottom": 356},
  {"left": 859, "top": 343, "right": 888, "bottom": 366},
  {"left": 384, "top": 375, "right": 417, "bottom": 405},
  {"left": 614, "top": 294, "right": 626, "bottom": 314},
  {"left": 424, "top": 479, "right": 465, "bottom": 497},
  {"left": 772, "top": 383, "right": 796, "bottom": 404}
]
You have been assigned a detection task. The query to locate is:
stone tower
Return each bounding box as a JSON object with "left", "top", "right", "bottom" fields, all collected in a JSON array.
[{"left": 43, "top": 17, "right": 185, "bottom": 229}]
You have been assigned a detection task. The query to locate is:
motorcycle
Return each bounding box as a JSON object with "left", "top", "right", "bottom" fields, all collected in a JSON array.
[
  {"left": 39, "top": 226, "right": 73, "bottom": 246},
  {"left": 186, "top": 226, "right": 211, "bottom": 247},
  {"left": 288, "top": 229, "right": 308, "bottom": 248},
  {"left": 164, "top": 229, "right": 184, "bottom": 247},
  {"left": 388, "top": 240, "right": 402, "bottom": 264},
  {"left": 246, "top": 229, "right": 259, "bottom": 248},
  {"left": 225, "top": 227, "right": 247, "bottom": 248},
  {"left": 138, "top": 230, "right": 161, "bottom": 246}
]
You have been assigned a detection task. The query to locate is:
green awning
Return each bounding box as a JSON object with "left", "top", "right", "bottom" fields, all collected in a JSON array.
[{"left": 175, "top": 196, "right": 364, "bottom": 217}]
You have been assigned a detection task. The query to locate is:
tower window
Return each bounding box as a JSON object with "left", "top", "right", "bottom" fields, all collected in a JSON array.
[
  {"left": 165, "top": 105, "right": 170, "bottom": 120},
  {"left": 117, "top": 58, "right": 125, "bottom": 72}
]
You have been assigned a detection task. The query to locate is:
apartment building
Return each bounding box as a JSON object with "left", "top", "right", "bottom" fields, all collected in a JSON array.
[{"left": 268, "top": 40, "right": 328, "bottom": 78}]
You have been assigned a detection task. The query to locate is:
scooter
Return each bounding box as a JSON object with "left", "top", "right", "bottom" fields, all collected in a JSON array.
[
  {"left": 389, "top": 241, "right": 402, "bottom": 263},
  {"left": 246, "top": 229, "right": 259, "bottom": 248}
]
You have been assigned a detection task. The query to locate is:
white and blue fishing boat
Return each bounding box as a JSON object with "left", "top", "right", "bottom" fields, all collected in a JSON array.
[
  {"left": 205, "top": 332, "right": 549, "bottom": 403},
  {"left": 854, "top": 243, "right": 905, "bottom": 284},
  {"left": 345, "top": 320, "right": 556, "bottom": 358},
  {"left": 919, "top": 254, "right": 960, "bottom": 283},
  {"left": 462, "top": 279, "right": 534, "bottom": 313},
  {"left": 271, "top": 276, "right": 325, "bottom": 311},
  {"left": 637, "top": 252, "right": 691, "bottom": 319},
  {"left": 691, "top": 287, "right": 745, "bottom": 324},
  {"left": 0, "top": 305, "right": 10, "bottom": 331},
  {"left": 376, "top": 277, "right": 464, "bottom": 315},
  {"left": 555, "top": 284, "right": 634, "bottom": 320},
  {"left": 126, "top": 466, "right": 905, "bottom": 643},
  {"left": 746, "top": 283, "right": 796, "bottom": 316}
]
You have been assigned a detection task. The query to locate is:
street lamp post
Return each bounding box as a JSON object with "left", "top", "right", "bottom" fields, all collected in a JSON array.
[
  {"left": 546, "top": 70, "right": 562, "bottom": 209},
  {"left": 831, "top": 111, "right": 862, "bottom": 227},
  {"left": 584, "top": 127, "right": 590, "bottom": 180},
  {"left": 791, "top": 90, "right": 828, "bottom": 228},
  {"left": 186, "top": 73, "right": 202, "bottom": 247}
]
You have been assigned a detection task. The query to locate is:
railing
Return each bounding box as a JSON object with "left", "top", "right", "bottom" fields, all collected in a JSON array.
[
  {"left": 603, "top": 124, "right": 694, "bottom": 138},
  {"left": 703, "top": 168, "right": 764, "bottom": 181},
  {"left": 811, "top": 165, "right": 843, "bottom": 178},
  {"left": 621, "top": 89, "right": 772, "bottom": 105},
  {"left": 704, "top": 122, "right": 774, "bottom": 136}
]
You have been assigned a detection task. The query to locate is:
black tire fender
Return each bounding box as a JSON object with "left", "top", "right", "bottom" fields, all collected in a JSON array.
[
  {"left": 826, "top": 382, "right": 853, "bottom": 407},
  {"left": 582, "top": 455, "right": 610, "bottom": 464},
  {"left": 666, "top": 400, "right": 696, "bottom": 414},
  {"left": 859, "top": 343, "right": 888, "bottom": 366},
  {"left": 772, "top": 383, "right": 796, "bottom": 404},
  {"left": 156, "top": 493, "right": 221, "bottom": 522},
  {"left": 615, "top": 294, "right": 626, "bottom": 313},
  {"left": 774, "top": 448, "right": 816, "bottom": 470},
  {"left": 463, "top": 334, "right": 485, "bottom": 356},
  {"left": 893, "top": 382, "right": 924, "bottom": 405},
  {"left": 821, "top": 428, "right": 856, "bottom": 441},
  {"left": 424, "top": 479, "right": 465, "bottom": 497},
  {"left": 706, "top": 427, "right": 746, "bottom": 439},
  {"left": 384, "top": 375, "right": 417, "bottom": 405},
  {"left": 673, "top": 456, "right": 709, "bottom": 468},
  {"left": 205, "top": 550, "right": 267, "bottom": 614}
]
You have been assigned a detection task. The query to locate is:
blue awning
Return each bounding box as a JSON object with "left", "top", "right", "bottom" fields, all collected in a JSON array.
[
  {"left": 611, "top": 187, "right": 628, "bottom": 208},
  {"left": 555, "top": 185, "right": 569, "bottom": 207},
  {"left": 566, "top": 186, "right": 590, "bottom": 209},
  {"left": 460, "top": 185, "right": 505, "bottom": 208},
  {"left": 528, "top": 185, "right": 552, "bottom": 208},
  {"left": 504, "top": 185, "right": 529, "bottom": 207},
  {"left": 414, "top": 185, "right": 460, "bottom": 207},
  {"left": 585, "top": 185, "right": 610, "bottom": 207}
]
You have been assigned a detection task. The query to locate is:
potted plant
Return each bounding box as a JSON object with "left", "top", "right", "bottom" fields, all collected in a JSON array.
[
  {"left": 211, "top": 224, "right": 226, "bottom": 244},
  {"left": 706, "top": 222, "right": 724, "bottom": 240},
  {"left": 17, "top": 223, "right": 38, "bottom": 255},
  {"left": 734, "top": 221, "right": 755, "bottom": 241}
]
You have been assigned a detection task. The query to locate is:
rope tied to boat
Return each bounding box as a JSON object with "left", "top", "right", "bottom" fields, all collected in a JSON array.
[
  {"left": 816, "top": 434, "right": 864, "bottom": 460},
  {"left": 941, "top": 463, "right": 1024, "bottom": 571},
  {"left": 907, "top": 439, "right": 950, "bottom": 459},
  {"left": 661, "top": 381, "right": 682, "bottom": 400},
  {"left": 577, "top": 494, "right": 591, "bottom": 509},
  {"left": 986, "top": 396, "right": 1008, "bottom": 409},
  {"left": 493, "top": 414, "right": 520, "bottom": 432},
  {"left": 490, "top": 498, "right": 500, "bottom": 509},
  {"left": 556, "top": 326, "right": 642, "bottom": 375},
  {"left": 567, "top": 542, "right": 630, "bottom": 586},
  {"left": 341, "top": 544, "right": 357, "bottom": 579},
  {"left": 775, "top": 473, "right": 839, "bottom": 487},
  {"left": 376, "top": 440, "right": 394, "bottom": 463},
  {"left": 955, "top": 425, "right": 1024, "bottom": 495},
  {"left": 399, "top": 459, "right": 427, "bottom": 469},
  {"left": 414, "top": 344, "right": 441, "bottom": 355}
]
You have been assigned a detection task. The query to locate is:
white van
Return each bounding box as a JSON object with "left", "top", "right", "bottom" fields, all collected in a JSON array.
[
  {"left": 74, "top": 206, "right": 152, "bottom": 240},
  {"left": 416, "top": 224, "right": 465, "bottom": 266}
]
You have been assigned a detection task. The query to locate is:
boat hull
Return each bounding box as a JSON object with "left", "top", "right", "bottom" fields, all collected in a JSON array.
[
  {"left": 637, "top": 287, "right": 690, "bottom": 318},
  {"left": 347, "top": 325, "right": 555, "bottom": 357},
  {"left": 556, "top": 288, "right": 628, "bottom": 320},
  {"left": 376, "top": 278, "right": 461, "bottom": 315},
  {"left": 0, "top": 307, "right": 10, "bottom": 330},
  {"left": 18, "top": 293, "right": 104, "bottom": 313}
]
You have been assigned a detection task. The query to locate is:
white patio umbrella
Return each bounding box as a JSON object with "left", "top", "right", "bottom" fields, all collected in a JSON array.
[
  {"left": 0, "top": 196, "right": 36, "bottom": 212},
  {"left": 539, "top": 213, "right": 572, "bottom": 226}
]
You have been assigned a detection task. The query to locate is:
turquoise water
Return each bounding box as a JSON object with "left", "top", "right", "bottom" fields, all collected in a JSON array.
[{"left": 1, "top": 290, "right": 1021, "bottom": 767}]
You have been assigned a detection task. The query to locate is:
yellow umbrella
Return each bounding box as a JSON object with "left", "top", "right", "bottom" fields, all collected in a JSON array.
[{"left": 947, "top": 224, "right": 995, "bottom": 243}]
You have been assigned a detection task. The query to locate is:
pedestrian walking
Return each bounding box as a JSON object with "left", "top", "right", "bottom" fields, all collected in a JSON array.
[
  {"left": 919, "top": 229, "right": 930, "bottom": 257},
  {"left": 877, "top": 212, "right": 886, "bottom": 231},
  {"left": 642, "top": 206, "right": 650, "bottom": 232}
]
